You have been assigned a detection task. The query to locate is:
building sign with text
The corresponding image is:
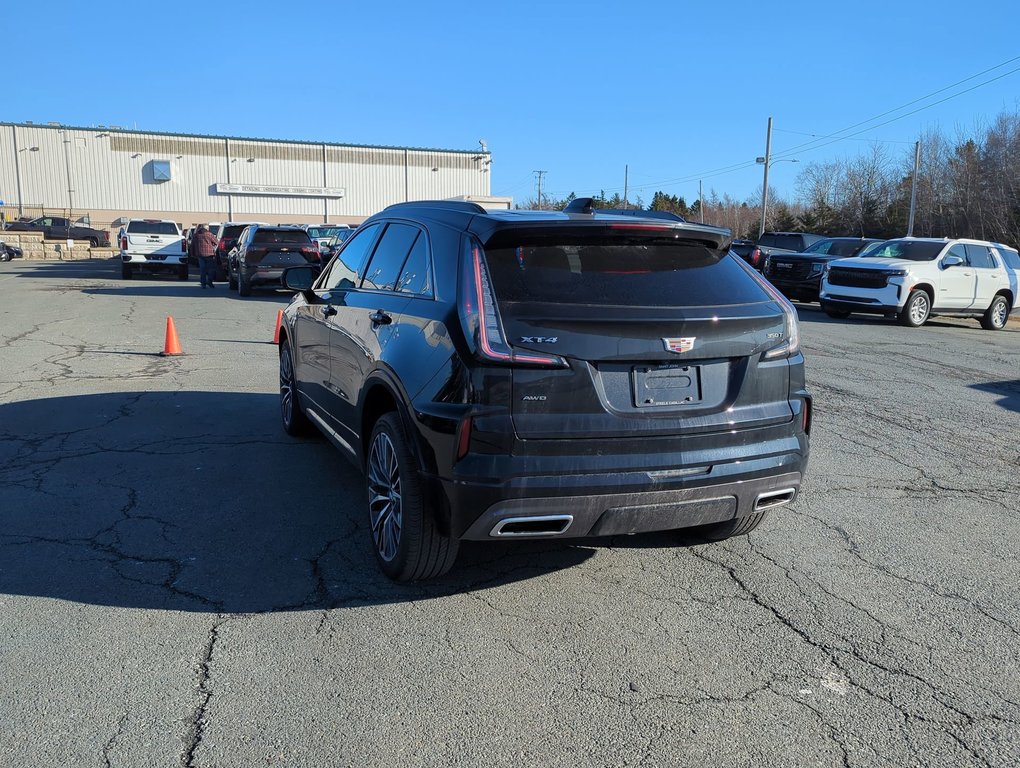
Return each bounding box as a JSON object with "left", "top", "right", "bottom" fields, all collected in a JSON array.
[{"left": 215, "top": 183, "right": 345, "bottom": 198}]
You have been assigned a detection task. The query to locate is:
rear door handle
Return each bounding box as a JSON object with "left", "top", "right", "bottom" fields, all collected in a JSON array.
[
  {"left": 370, "top": 310, "right": 392, "bottom": 326},
  {"left": 321, "top": 304, "right": 337, "bottom": 318}
]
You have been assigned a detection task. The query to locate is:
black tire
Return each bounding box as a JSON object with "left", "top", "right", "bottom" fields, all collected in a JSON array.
[
  {"left": 0, "top": 252, "right": 11, "bottom": 263},
  {"left": 980, "top": 294, "right": 1010, "bottom": 331},
  {"left": 88, "top": 237, "right": 99, "bottom": 248},
  {"left": 279, "top": 343, "right": 316, "bottom": 437},
  {"left": 696, "top": 511, "right": 770, "bottom": 541},
  {"left": 237, "top": 268, "right": 252, "bottom": 296},
  {"left": 898, "top": 290, "right": 930, "bottom": 327},
  {"left": 120, "top": 262, "right": 133, "bottom": 279},
  {"left": 366, "top": 413, "right": 458, "bottom": 582},
  {"left": 177, "top": 265, "right": 189, "bottom": 281},
  {"left": 824, "top": 308, "right": 851, "bottom": 319},
  {"left": 228, "top": 264, "right": 238, "bottom": 291}
]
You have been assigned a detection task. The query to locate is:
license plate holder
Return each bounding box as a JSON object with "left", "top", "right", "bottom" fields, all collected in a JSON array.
[{"left": 632, "top": 364, "right": 702, "bottom": 408}]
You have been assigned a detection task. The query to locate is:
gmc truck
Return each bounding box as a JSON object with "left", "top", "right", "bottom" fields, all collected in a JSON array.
[
  {"left": 119, "top": 219, "right": 188, "bottom": 280},
  {"left": 743, "top": 231, "right": 826, "bottom": 270},
  {"left": 4, "top": 216, "right": 111, "bottom": 247}
]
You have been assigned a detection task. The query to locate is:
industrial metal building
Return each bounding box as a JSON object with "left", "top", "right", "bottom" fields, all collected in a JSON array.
[{"left": 1, "top": 121, "right": 501, "bottom": 230}]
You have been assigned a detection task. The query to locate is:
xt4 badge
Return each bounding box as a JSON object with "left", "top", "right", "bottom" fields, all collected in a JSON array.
[{"left": 519, "top": 336, "right": 558, "bottom": 343}]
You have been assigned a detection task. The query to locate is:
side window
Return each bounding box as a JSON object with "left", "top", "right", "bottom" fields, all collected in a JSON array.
[
  {"left": 361, "top": 223, "right": 421, "bottom": 291},
  {"left": 396, "top": 234, "right": 433, "bottom": 297},
  {"left": 964, "top": 244, "right": 995, "bottom": 269},
  {"left": 320, "top": 224, "right": 381, "bottom": 291},
  {"left": 946, "top": 244, "right": 968, "bottom": 264}
]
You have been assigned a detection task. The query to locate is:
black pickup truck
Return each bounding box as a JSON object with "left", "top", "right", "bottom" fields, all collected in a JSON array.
[{"left": 4, "top": 216, "right": 111, "bottom": 247}]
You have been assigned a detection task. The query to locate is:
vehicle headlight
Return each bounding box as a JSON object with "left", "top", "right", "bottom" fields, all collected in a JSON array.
[
  {"left": 808, "top": 263, "right": 824, "bottom": 274},
  {"left": 821, "top": 264, "right": 831, "bottom": 277},
  {"left": 884, "top": 269, "right": 908, "bottom": 278}
]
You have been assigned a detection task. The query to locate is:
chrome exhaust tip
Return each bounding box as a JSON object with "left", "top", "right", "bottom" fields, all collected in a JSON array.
[
  {"left": 489, "top": 515, "right": 574, "bottom": 538},
  {"left": 754, "top": 488, "right": 796, "bottom": 511}
]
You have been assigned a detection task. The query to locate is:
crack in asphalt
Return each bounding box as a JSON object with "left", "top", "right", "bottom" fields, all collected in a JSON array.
[
  {"left": 182, "top": 619, "right": 224, "bottom": 768},
  {"left": 101, "top": 712, "right": 129, "bottom": 768}
]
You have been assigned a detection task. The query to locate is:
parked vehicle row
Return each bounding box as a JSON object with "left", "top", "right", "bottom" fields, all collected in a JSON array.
[{"left": 743, "top": 232, "right": 1020, "bottom": 331}]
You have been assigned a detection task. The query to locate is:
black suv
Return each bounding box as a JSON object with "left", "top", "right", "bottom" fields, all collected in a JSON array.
[
  {"left": 277, "top": 200, "right": 811, "bottom": 581},
  {"left": 227, "top": 225, "right": 321, "bottom": 296},
  {"left": 763, "top": 237, "right": 883, "bottom": 302}
]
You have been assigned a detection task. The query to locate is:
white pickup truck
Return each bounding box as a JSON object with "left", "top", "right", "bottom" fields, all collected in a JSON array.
[
  {"left": 119, "top": 219, "right": 188, "bottom": 280},
  {"left": 819, "top": 237, "right": 1020, "bottom": 330}
]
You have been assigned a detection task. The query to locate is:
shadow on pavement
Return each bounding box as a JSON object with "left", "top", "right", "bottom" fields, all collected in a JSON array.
[
  {"left": 80, "top": 285, "right": 292, "bottom": 302},
  {"left": 970, "top": 380, "right": 1020, "bottom": 414},
  {"left": 0, "top": 391, "right": 616, "bottom": 614}
]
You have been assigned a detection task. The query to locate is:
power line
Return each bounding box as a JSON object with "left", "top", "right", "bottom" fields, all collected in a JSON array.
[
  {"left": 772, "top": 64, "right": 1020, "bottom": 161},
  {"left": 542, "top": 56, "right": 1020, "bottom": 199},
  {"left": 773, "top": 128, "right": 915, "bottom": 145}
]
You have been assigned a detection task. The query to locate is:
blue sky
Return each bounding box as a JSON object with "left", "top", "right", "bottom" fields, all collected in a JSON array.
[{"left": 6, "top": 0, "right": 1020, "bottom": 207}]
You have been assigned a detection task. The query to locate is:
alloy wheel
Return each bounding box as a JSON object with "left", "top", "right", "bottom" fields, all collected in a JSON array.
[
  {"left": 992, "top": 299, "right": 1008, "bottom": 328},
  {"left": 910, "top": 294, "right": 929, "bottom": 325},
  {"left": 280, "top": 347, "right": 295, "bottom": 426},
  {"left": 367, "top": 432, "right": 402, "bottom": 562}
]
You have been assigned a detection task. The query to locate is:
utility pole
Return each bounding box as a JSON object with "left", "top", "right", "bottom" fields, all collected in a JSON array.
[
  {"left": 758, "top": 116, "right": 773, "bottom": 239},
  {"left": 60, "top": 129, "right": 74, "bottom": 220},
  {"left": 699, "top": 179, "right": 704, "bottom": 223},
  {"left": 533, "top": 170, "right": 546, "bottom": 210},
  {"left": 907, "top": 140, "right": 920, "bottom": 236},
  {"left": 623, "top": 165, "right": 629, "bottom": 209}
]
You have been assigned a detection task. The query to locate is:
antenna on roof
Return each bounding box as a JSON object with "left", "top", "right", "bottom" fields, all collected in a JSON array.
[{"left": 563, "top": 197, "right": 595, "bottom": 215}]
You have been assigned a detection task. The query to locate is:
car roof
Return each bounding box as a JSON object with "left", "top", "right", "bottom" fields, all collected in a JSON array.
[{"left": 373, "top": 199, "right": 732, "bottom": 250}]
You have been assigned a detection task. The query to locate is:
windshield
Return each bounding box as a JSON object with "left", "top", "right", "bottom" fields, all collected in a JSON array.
[
  {"left": 308, "top": 226, "right": 342, "bottom": 239},
  {"left": 860, "top": 240, "right": 945, "bottom": 261},
  {"left": 803, "top": 239, "right": 871, "bottom": 257},
  {"left": 484, "top": 239, "right": 769, "bottom": 308}
]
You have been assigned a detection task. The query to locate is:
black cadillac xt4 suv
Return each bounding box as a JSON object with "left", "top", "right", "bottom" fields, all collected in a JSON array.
[{"left": 277, "top": 199, "right": 811, "bottom": 581}]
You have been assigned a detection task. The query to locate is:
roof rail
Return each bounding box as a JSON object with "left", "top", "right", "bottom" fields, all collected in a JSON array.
[{"left": 383, "top": 200, "right": 487, "bottom": 215}]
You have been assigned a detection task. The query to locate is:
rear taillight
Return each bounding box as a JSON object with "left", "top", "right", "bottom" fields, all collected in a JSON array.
[
  {"left": 181, "top": 238, "right": 187, "bottom": 252},
  {"left": 802, "top": 398, "right": 812, "bottom": 434},
  {"left": 751, "top": 247, "right": 762, "bottom": 266},
  {"left": 731, "top": 256, "right": 800, "bottom": 360},
  {"left": 218, "top": 239, "right": 227, "bottom": 252},
  {"left": 120, "top": 235, "right": 127, "bottom": 250},
  {"left": 458, "top": 238, "right": 566, "bottom": 368},
  {"left": 300, "top": 246, "right": 320, "bottom": 261}
]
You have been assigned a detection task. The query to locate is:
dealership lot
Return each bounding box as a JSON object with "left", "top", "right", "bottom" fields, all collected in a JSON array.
[{"left": 1, "top": 260, "right": 1018, "bottom": 767}]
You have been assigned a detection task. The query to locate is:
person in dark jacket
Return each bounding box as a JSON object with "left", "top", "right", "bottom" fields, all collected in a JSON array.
[{"left": 192, "top": 224, "right": 219, "bottom": 288}]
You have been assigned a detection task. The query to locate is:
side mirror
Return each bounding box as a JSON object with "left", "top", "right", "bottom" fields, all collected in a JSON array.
[
  {"left": 942, "top": 254, "right": 964, "bottom": 268},
  {"left": 282, "top": 265, "right": 317, "bottom": 292}
]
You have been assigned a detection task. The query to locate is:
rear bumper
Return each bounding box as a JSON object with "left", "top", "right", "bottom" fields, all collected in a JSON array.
[
  {"left": 431, "top": 439, "right": 808, "bottom": 541},
  {"left": 122, "top": 253, "right": 186, "bottom": 267}
]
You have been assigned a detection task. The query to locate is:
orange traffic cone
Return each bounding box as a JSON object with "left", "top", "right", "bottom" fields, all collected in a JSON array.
[
  {"left": 161, "top": 316, "right": 183, "bottom": 356},
  {"left": 272, "top": 309, "right": 284, "bottom": 344}
]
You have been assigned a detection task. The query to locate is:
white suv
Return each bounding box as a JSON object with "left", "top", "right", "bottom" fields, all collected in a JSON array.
[{"left": 819, "top": 237, "right": 1020, "bottom": 330}]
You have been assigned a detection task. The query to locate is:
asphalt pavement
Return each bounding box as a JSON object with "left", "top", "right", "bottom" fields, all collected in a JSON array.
[{"left": 1, "top": 259, "right": 1018, "bottom": 767}]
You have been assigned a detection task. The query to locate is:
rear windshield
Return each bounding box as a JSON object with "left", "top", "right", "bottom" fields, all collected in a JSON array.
[
  {"left": 758, "top": 234, "right": 805, "bottom": 250},
  {"left": 222, "top": 225, "right": 249, "bottom": 240},
  {"left": 127, "top": 221, "right": 178, "bottom": 235},
  {"left": 484, "top": 239, "right": 769, "bottom": 307},
  {"left": 861, "top": 240, "right": 945, "bottom": 261},
  {"left": 253, "top": 229, "right": 312, "bottom": 245}
]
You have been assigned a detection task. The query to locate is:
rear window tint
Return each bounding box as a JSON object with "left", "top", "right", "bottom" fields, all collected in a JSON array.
[
  {"left": 759, "top": 234, "right": 805, "bottom": 250},
  {"left": 222, "top": 225, "right": 249, "bottom": 240},
  {"left": 483, "top": 241, "right": 769, "bottom": 307},
  {"left": 995, "top": 246, "right": 1020, "bottom": 270},
  {"left": 252, "top": 229, "right": 311, "bottom": 245},
  {"left": 127, "top": 221, "right": 178, "bottom": 235}
]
